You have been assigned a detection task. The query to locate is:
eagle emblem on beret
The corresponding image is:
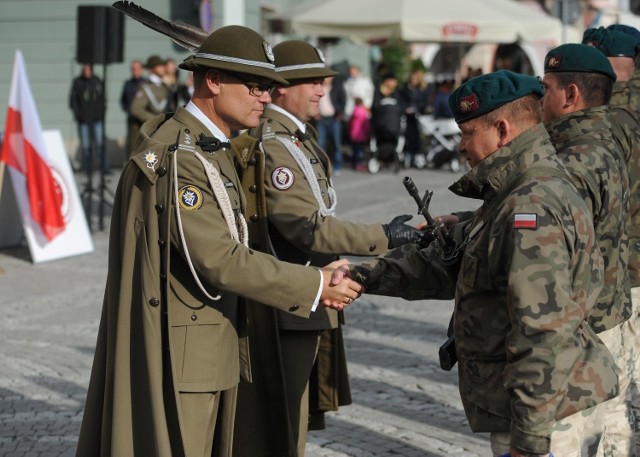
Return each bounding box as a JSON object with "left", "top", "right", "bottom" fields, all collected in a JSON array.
[
  {"left": 546, "top": 56, "right": 561, "bottom": 68},
  {"left": 459, "top": 94, "right": 479, "bottom": 113},
  {"left": 263, "top": 41, "right": 275, "bottom": 63}
]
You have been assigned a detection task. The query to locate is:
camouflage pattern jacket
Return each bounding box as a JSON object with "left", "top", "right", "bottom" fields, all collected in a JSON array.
[
  {"left": 611, "top": 80, "right": 640, "bottom": 288},
  {"left": 351, "top": 123, "right": 618, "bottom": 454},
  {"left": 546, "top": 105, "right": 631, "bottom": 332}
]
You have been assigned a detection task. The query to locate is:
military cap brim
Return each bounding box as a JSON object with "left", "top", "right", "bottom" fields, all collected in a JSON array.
[
  {"left": 448, "top": 70, "right": 543, "bottom": 124},
  {"left": 178, "top": 25, "right": 288, "bottom": 85}
]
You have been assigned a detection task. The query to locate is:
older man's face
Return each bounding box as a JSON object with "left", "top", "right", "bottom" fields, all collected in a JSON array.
[{"left": 457, "top": 117, "right": 501, "bottom": 167}]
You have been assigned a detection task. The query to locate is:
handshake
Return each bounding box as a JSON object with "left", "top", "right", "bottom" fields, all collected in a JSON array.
[
  {"left": 318, "top": 212, "right": 432, "bottom": 311},
  {"left": 319, "top": 259, "right": 361, "bottom": 311}
]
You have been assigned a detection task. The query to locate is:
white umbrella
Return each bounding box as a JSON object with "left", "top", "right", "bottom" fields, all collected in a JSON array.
[{"left": 292, "top": 0, "right": 572, "bottom": 46}]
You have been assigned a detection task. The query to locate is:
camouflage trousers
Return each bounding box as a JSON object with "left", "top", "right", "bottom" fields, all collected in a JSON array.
[
  {"left": 491, "top": 323, "right": 637, "bottom": 457},
  {"left": 598, "top": 324, "right": 636, "bottom": 456},
  {"left": 628, "top": 287, "right": 640, "bottom": 418}
]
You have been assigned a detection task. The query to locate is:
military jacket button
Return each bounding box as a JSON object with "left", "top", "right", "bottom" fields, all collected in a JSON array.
[
  {"left": 148, "top": 297, "right": 160, "bottom": 307},
  {"left": 158, "top": 239, "right": 165, "bottom": 248},
  {"left": 250, "top": 214, "right": 258, "bottom": 222},
  {"left": 248, "top": 157, "right": 257, "bottom": 165},
  {"left": 168, "top": 144, "right": 177, "bottom": 152},
  {"left": 368, "top": 244, "right": 377, "bottom": 252},
  {"left": 156, "top": 166, "right": 167, "bottom": 176},
  {"left": 190, "top": 314, "right": 197, "bottom": 321},
  {"left": 155, "top": 203, "right": 165, "bottom": 213},
  {"left": 249, "top": 185, "right": 257, "bottom": 193},
  {"left": 289, "top": 305, "right": 300, "bottom": 312},
  {"left": 184, "top": 129, "right": 190, "bottom": 134}
]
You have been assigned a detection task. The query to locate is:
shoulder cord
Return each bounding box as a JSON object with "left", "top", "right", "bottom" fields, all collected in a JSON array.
[
  {"left": 172, "top": 148, "right": 249, "bottom": 301},
  {"left": 142, "top": 84, "right": 168, "bottom": 113},
  {"left": 261, "top": 134, "right": 337, "bottom": 217}
]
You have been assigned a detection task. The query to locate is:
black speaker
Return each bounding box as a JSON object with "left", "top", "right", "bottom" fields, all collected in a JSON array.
[{"left": 76, "top": 6, "right": 125, "bottom": 65}]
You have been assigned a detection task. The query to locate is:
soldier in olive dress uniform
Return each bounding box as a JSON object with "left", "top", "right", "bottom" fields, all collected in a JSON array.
[
  {"left": 231, "top": 40, "right": 426, "bottom": 457},
  {"left": 75, "top": 26, "right": 363, "bottom": 457}
]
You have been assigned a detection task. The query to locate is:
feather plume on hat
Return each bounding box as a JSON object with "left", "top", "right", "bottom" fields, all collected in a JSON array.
[{"left": 112, "top": 1, "right": 206, "bottom": 51}]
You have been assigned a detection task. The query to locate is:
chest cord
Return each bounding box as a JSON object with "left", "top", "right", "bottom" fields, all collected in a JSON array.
[
  {"left": 261, "top": 135, "right": 337, "bottom": 217},
  {"left": 172, "top": 148, "right": 249, "bottom": 301},
  {"left": 142, "top": 84, "right": 168, "bottom": 113}
]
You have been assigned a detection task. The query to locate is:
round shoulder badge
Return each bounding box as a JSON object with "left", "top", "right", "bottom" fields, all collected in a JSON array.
[
  {"left": 272, "top": 167, "right": 295, "bottom": 190},
  {"left": 178, "top": 185, "right": 204, "bottom": 210}
]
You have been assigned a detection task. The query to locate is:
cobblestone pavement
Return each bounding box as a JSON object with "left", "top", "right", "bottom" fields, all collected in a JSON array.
[{"left": 0, "top": 165, "right": 636, "bottom": 456}]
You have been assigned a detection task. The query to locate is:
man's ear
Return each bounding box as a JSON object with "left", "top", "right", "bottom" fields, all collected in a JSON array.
[
  {"left": 564, "top": 83, "right": 579, "bottom": 107},
  {"left": 205, "top": 69, "right": 223, "bottom": 95},
  {"left": 496, "top": 118, "right": 510, "bottom": 148}
]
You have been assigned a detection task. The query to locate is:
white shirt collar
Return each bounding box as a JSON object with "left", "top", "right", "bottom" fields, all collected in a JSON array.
[
  {"left": 185, "top": 101, "right": 229, "bottom": 141},
  {"left": 269, "top": 104, "right": 306, "bottom": 133},
  {"left": 148, "top": 73, "right": 163, "bottom": 86}
]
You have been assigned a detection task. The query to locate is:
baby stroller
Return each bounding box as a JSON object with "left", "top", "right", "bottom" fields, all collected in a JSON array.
[{"left": 418, "top": 115, "right": 462, "bottom": 172}]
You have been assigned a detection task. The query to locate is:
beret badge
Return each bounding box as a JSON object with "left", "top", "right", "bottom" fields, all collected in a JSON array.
[
  {"left": 459, "top": 94, "right": 479, "bottom": 113},
  {"left": 546, "top": 55, "right": 561, "bottom": 68}
]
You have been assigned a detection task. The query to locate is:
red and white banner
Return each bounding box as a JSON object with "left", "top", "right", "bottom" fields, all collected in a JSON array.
[
  {"left": 0, "top": 50, "right": 93, "bottom": 263},
  {"left": 1, "top": 50, "right": 65, "bottom": 241}
]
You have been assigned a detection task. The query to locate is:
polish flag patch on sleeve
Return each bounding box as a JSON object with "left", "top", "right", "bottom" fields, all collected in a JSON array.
[{"left": 513, "top": 213, "right": 537, "bottom": 229}]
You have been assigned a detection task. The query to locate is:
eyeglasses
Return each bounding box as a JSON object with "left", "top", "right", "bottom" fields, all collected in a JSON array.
[{"left": 226, "top": 72, "right": 277, "bottom": 97}]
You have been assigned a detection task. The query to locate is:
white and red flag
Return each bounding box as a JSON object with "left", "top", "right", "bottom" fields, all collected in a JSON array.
[{"left": 1, "top": 50, "right": 65, "bottom": 241}]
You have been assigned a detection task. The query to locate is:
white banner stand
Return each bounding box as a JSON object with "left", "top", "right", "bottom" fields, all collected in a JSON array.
[{"left": 1, "top": 129, "right": 94, "bottom": 263}]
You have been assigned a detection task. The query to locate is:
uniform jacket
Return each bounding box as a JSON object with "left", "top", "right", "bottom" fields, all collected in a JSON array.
[
  {"left": 230, "top": 106, "right": 387, "bottom": 456},
  {"left": 546, "top": 105, "right": 631, "bottom": 332},
  {"left": 350, "top": 123, "right": 618, "bottom": 454},
  {"left": 76, "top": 107, "right": 322, "bottom": 457},
  {"left": 129, "top": 79, "right": 172, "bottom": 124},
  {"left": 610, "top": 80, "right": 640, "bottom": 288}
]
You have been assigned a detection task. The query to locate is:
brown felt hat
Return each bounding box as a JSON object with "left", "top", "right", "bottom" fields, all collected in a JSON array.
[
  {"left": 145, "top": 55, "right": 166, "bottom": 69},
  {"left": 179, "top": 25, "right": 287, "bottom": 85},
  {"left": 272, "top": 40, "right": 338, "bottom": 81}
]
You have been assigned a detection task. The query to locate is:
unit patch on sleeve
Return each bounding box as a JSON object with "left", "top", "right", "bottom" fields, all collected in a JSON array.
[
  {"left": 178, "top": 185, "right": 204, "bottom": 210},
  {"left": 513, "top": 213, "right": 537, "bottom": 229},
  {"left": 272, "top": 167, "right": 295, "bottom": 190}
]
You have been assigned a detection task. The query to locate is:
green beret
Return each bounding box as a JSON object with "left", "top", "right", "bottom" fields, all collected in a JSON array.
[
  {"left": 594, "top": 28, "right": 639, "bottom": 57},
  {"left": 179, "top": 25, "right": 287, "bottom": 85},
  {"left": 145, "top": 55, "right": 165, "bottom": 69},
  {"left": 544, "top": 43, "right": 616, "bottom": 81},
  {"left": 582, "top": 27, "right": 606, "bottom": 47},
  {"left": 607, "top": 24, "right": 640, "bottom": 46},
  {"left": 448, "top": 70, "right": 543, "bottom": 124},
  {"left": 273, "top": 40, "right": 338, "bottom": 81}
]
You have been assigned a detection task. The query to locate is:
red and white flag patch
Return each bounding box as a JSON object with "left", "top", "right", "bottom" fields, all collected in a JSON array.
[{"left": 513, "top": 213, "right": 537, "bottom": 229}]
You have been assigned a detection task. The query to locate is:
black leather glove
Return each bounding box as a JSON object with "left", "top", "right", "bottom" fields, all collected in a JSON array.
[{"left": 383, "top": 214, "right": 428, "bottom": 249}]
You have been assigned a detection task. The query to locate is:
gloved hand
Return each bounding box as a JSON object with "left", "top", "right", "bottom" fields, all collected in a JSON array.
[{"left": 383, "top": 214, "right": 428, "bottom": 249}]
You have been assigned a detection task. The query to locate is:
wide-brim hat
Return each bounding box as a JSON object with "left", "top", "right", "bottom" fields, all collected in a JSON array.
[
  {"left": 272, "top": 40, "right": 338, "bottom": 81},
  {"left": 145, "top": 55, "right": 166, "bottom": 69},
  {"left": 179, "top": 25, "right": 288, "bottom": 85}
]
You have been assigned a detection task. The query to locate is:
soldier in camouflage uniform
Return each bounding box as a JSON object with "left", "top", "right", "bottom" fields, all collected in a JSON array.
[
  {"left": 332, "top": 70, "right": 619, "bottom": 456},
  {"left": 231, "top": 40, "right": 426, "bottom": 457},
  {"left": 606, "top": 23, "right": 640, "bottom": 429},
  {"left": 540, "top": 43, "right": 633, "bottom": 455},
  {"left": 587, "top": 24, "right": 640, "bottom": 427}
]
